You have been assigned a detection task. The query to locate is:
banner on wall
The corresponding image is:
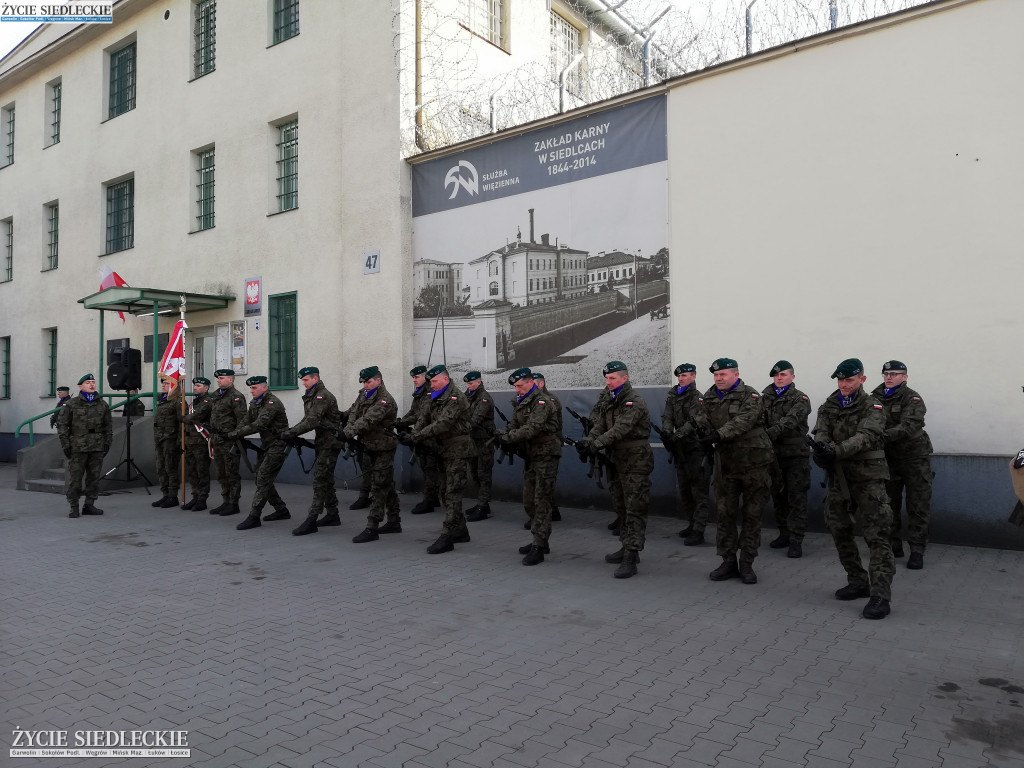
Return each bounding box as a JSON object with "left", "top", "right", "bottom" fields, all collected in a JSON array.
[{"left": 411, "top": 95, "right": 670, "bottom": 391}]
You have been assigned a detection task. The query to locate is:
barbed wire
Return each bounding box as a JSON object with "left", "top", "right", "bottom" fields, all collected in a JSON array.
[{"left": 393, "top": 0, "right": 931, "bottom": 155}]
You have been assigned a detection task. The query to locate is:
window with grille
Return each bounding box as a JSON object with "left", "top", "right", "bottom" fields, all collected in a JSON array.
[
  {"left": 45, "top": 328, "right": 57, "bottom": 397},
  {"left": 0, "top": 337, "right": 9, "bottom": 398},
  {"left": 105, "top": 178, "right": 134, "bottom": 254},
  {"left": 2, "top": 218, "right": 12, "bottom": 282},
  {"left": 46, "top": 204, "right": 59, "bottom": 270},
  {"left": 276, "top": 120, "right": 298, "bottom": 212},
  {"left": 463, "top": 0, "right": 506, "bottom": 48},
  {"left": 268, "top": 293, "right": 297, "bottom": 388},
  {"left": 273, "top": 0, "right": 299, "bottom": 44},
  {"left": 48, "top": 80, "right": 61, "bottom": 145},
  {"left": 2, "top": 105, "right": 13, "bottom": 166},
  {"left": 194, "top": 0, "right": 217, "bottom": 77},
  {"left": 109, "top": 42, "right": 137, "bottom": 118},
  {"left": 196, "top": 148, "right": 215, "bottom": 230},
  {"left": 550, "top": 12, "right": 582, "bottom": 95}
]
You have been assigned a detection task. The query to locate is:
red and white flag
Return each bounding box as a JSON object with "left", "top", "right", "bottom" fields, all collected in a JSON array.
[
  {"left": 158, "top": 320, "right": 188, "bottom": 383},
  {"left": 98, "top": 264, "right": 130, "bottom": 323}
]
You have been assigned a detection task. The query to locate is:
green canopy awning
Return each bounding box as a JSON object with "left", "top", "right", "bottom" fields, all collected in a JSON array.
[{"left": 78, "top": 286, "right": 234, "bottom": 315}]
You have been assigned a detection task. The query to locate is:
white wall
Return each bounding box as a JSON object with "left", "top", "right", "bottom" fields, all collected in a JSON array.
[{"left": 667, "top": 0, "right": 1022, "bottom": 455}]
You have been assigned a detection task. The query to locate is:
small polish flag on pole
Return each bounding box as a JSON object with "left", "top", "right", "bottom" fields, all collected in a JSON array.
[
  {"left": 158, "top": 319, "right": 188, "bottom": 384},
  {"left": 98, "top": 264, "right": 130, "bottom": 323}
]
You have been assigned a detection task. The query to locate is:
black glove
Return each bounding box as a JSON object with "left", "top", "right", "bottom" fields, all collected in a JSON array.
[
  {"left": 410, "top": 430, "right": 424, "bottom": 444},
  {"left": 496, "top": 431, "right": 513, "bottom": 446},
  {"left": 63, "top": 446, "right": 72, "bottom": 459},
  {"left": 277, "top": 431, "right": 294, "bottom": 443},
  {"left": 811, "top": 441, "right": 836, "bottom": 469},
  {"left": 765, "top": 425, "right": 782, "bottom": 441},
  {"left": 698, "top": 430, "right": 720, "bottom": 448},
  {"left": 575, "top": 436, "right": 595, "bottom": 459},
  {"left": 343, "top": 426, "right": 356, "bottom": 441}
]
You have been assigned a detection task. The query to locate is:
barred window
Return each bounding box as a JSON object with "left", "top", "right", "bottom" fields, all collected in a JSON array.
[
  {"left": 0, "top": 336, "right": 9, "bottom": 398},
  {"left": 46, "top": 328, "right": 57, "bottom": 397},
  {"left": 46, "top": 203, "right": 59, "bottom": 270},
  {"left": 109, "top": 42, "right": 137, "bottom": 118},
  {"left": 550, "top": 12, "right": 581, "bottom": 95},
  {"left": 463, "top": 0, "right": 505, "bottom": 48},
  {"left": 268, "top": 293, "right": 297, "bottom": 388},
  {"left": 2, "top": 104, "right": 14, "bottom": 166},
  {"left": 273, "top": 0, "right": 299, "bottom": 44},
  {"left": 194, "top": 0, "right": 217, "bottom": 77},
  {"left": 106, "top": 179, "right": 134, "bottom": 254},
  {"left": 276, "top": 120, "right": 298, "bottom": 212},
  {"left": 49, "top": 81, "right": 62, "bottom": 145},
  {"left": 196, "top": 148, "right": 215, "bottom": 230},
  {"left": 2, "top": 218, "right": 12, "bottom": 282}
]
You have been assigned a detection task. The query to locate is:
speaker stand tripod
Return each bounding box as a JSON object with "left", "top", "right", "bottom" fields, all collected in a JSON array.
[{"left": 102, "top": 399, "right": 153, "bottom": 493}]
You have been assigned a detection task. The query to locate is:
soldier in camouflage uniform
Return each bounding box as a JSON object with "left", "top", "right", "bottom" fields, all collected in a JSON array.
[
  {"left": 811, "top": 358, "right": 895, "bottom": 620},
  {"left": 762, "top": 361, "right": 812, "bottom": 559},
  {"left": 662, "top": 363, "right": 711, "bottom": 546},
  {"left": 498, "top": 368, "right": 561, "bottom": 566},
  {"left": 49, "top": 386, "right": 71, "bottom": 428},
  {"left": 533, "top": 373, "right": 562, "bottom": 524},
  {"left": 578, "top": 361, "right": 653, "bottom": 579},
  {"left": 208, "top": 369, "right": 247, "bottom": 517},
  {"left": 227, "top": 376, "right": 291, "bottom": 531},
  {"left": 463, "top": 371, "right": 495, "bottom": 522},
  {"left": 151, "top": 377, "right": 184, "bottom": 509},
  {"left": 871, "top": 360, "right": 933, "bottom": 570},
  {"left": 347, "top": 366, "right": 402, "bottom": 543},
  {"left": 58, "top": 373, "right": 112, "bottom": 518},
  {"left": 180, "top": 377, "right": 213, "bottom": 510},
  {"left": 412, "top": 364, "right": 473, "bottom": 554},
  {"left": 698, "top": 358, "right": 773, "bottom": 585},
  {"left": 398, "top": 365, "right": 442, "bottom": 515},
  {"left": 284, "top": 366, "right": 343, "bottom": 536}
]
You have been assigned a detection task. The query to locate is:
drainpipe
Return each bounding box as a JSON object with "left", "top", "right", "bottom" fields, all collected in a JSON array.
[
  {"left": 745, "top": 0, "right": 760, "bottom": 56},
  {"left": 829, "top": 0, "right": 838, "bottom": 29},
  {"left": 640, "top": 5, "right": 671, "bottom": 87},
  {"left": 559, "top": 52, "right": 584, "bottom": 113}
]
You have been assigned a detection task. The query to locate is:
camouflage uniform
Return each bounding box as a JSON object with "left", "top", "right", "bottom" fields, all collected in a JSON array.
[
  {"left": 209, "top": 385, "right": 247, "bottom": 505},
  {"left": 49, "top": 395, "right": 70, "bottom": 428},
  {"left": 399, "top": 385, "right": 441, "bottom": 506},
  {"left": 346, "top": 383, "right": 400, "bottom": 529},
  {"left": 153, "top": 387, "right": 184, "bottom": 500},
  {"left": 871, "top": 382, "right": 933, "bottom": 555},
  {"left": 286, "top": 380, "right": 343, "bottom": 516},
  {"left": 762, "top": 383, "right": 812, "bottom": 542},
  {"left": 57, "top": 393, "right": 112, "bottom": 508},
  {"left": 232, "top": 393, "right": 290, "bottom": 516},
  {"left": 589, "top": 382, "right": 654, "bottom": 552},
  {"left": 662, "top": 384, "right": 711, "bottom": 533},
  {"left": 413, "top": 383, "right": 473, "bottom": 535},
  {"left": 181, "top": 391, "right": 213, "bottom": 504},
  {"left": 812, "top": 388, "right": 895, "bottom": 600},
  {"left": 505, "top": 384, "right": 561, "bottom": 548},
  {"left": 466, "top": 384, "right": 495, "bottom": 505},
  {"left": 698, "top": 381, "right": 773, "bottom": 564}
]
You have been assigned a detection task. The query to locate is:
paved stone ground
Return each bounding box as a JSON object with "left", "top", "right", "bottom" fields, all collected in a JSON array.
[{"left": 2, "top": 463, "right": 1024, "bottom": 768}]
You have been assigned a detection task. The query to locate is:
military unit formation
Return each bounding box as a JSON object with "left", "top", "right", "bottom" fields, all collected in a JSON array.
[{"left": 54, "top": 355, "right": 931, "bottom": 621}]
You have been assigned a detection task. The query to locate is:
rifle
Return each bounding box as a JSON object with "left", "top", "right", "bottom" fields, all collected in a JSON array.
[
  {"left": 201, "top": 422, "right": 262, "bottom": 473},
  {"left": 308, "top": 418, "right": 364, "bottom": 464},
  {"left": 560, "top": 435, "right": 607, "bottom": 489},
  {"left": 490, "top": 431, "right": 529, "bottom": 468},
  {"left": 279, "top": 433, "right": 317, "bottom": 474},
  {"left": 650, "top": 424, "right": 675, "bottom": 465},
  {"left": 805, "top": 435, "right": 847, "bottom": 496},
  {"left": 565, "top": 406, "right": 603, "bottom": 485},
  {"left": 565, "top": 406, "right": 594, "bottom": 434}
]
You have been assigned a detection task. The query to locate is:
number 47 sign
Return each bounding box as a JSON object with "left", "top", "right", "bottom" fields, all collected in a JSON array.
[{"left": 363, "top": 250, "right": 380, "bottom": 275}]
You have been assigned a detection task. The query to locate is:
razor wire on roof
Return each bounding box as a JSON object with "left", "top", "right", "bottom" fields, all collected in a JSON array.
[{"left": 393, "top": 0, "right": 932, "bottom": 156}]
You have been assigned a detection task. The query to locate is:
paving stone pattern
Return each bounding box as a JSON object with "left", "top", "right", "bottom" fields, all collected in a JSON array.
[{"left": 2, "top": 465, "right": 1023, "bottom": 767}]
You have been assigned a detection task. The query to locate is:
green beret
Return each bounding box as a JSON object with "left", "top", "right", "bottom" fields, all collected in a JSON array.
[
  {"left": 508, "top": 367, "right": 532, "bottom": 385},
  {"left": 297, "top": 366, "right": 319, "bottom": 378},
  {"left": 709, "top": 358, "right": 738, "bottom": 373},
  {"left": 192, "top": 377, "right": 211, "bottom": 386},
  {"left": 410, "top": 365, "right": 427, "bottom": 377},
  {"left": 881, "top": 360, "right": 907, "bottom": 374},
  {"left": 214, "top": 369, "right": 235, "bottom": 378},
  {"left": 426, "top": 364, "right": 447, "bottom": 379},
  {"left": 674, "top": 363, "right": 696, "bottom": 375},
  {"left": 531, "top": 372, "right": 545, "bottom": 380},
  {"left": 602, "top": 361, "right": 627, "bottom": 376},
  {"left": 359, "top": 366, "right": 381, "bottom": 382},
  {"left": 831, "top": 358, "right": 864, "bottom": 379},
  {"left": 770, "top": 360, "right": 793, "bottom": 376},
  {"left": 57, "top": 386, "right": 70, "bottom": 393},
  {"left": 463, "top": 371, "right": 481, "bottom": 382},
  {"left": 77, "top": 373, "right": 95, "bottom": 385},
  {"left": 246, "top": 375, "right": 268, "bottom": 386}
]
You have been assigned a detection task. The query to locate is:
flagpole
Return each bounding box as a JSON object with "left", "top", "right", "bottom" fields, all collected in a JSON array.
[{"left": 179, "top": 294, "right": 187, "bottom": 505}]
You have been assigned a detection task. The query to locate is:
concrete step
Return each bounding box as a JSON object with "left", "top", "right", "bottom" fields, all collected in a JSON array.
[
  {"left": 41, "top": 468, "right": 66, "bottom": 481},
  {"left": 25, "top": 478, "right": 65, "bottom": 494}
]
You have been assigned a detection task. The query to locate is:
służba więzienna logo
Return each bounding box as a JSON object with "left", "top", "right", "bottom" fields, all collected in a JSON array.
[{"left": 444, "top": 160, "right": 478, "bottom": 200}]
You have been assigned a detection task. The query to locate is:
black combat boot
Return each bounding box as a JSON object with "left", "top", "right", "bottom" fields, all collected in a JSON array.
[
  {"left": 317, "top": 508, "right": 342, "bottom": 526},
  {"left": 159, "top": 496, "right": 179, "bottom": 508},
  {"left": 769, "top": 533, "right": 790, "bottom": 549},
  {"left": 862, "top": 596, "right": 891, "bottom": 620},
  {"left": 452, "top": 525, "right": 471, "bottom": 543},
  {"left": 739, "top": 561, "right": 757, "bottom": 585},
  {"left": 180, "top": 498, "right": 196, "bottom": 510},
  {"left": 683, "top": 530, "right": 704, "bottom": 546},
  {"left": 891, "top": 539, "right": 905, "bottom": 558},
  {"left": 709, "top": 558, "right": 740, "bottom": 581},
  {"left": 604, "top": 547, "right": 625, "bottom": 564},
  {"left": 519, "top": 542, "right": 550, "bottom": 555},
  {"left": 349, "top": 496, "right": 371, "bottom": 510},
  {"left": 411, "top": 498, "right": 436, "bottom": 515},
  {"left": 82, "top": 502, "right": 104, "bottom": 515},
  {"left": 377, "top": 520, "right": 402, "bottom": 534},
  {"left": 614, "top": 550, "right": 639, "bottom": 579},
  {"left": 907, "top": 552, "right": 924, "bottom": 570},
  {"left": 68, "top": 502, "right": 80, "bottom": 519},
  {"left": 152, "top": 495, "right": 172, "bottom": 508},
  {"left": 522, "top": 545, "right": 545, "bottom": 566},
  {"left": 466, "top": 503, "right": 491, "bottom": 522},
  {"left": 787, "top": 541, "right": 803, "bottom": 558},
  {"left": 263, "top": 508, "right": 291, "bottom": 522},
  {"left": 352, "top": 528, "right": 379, "bottom": 543},
  {"left": 551, "top": 506, "right": 561, "bottom": 521},
  {"left": 678, "top": 524, "right": 694, "bottom": 538},
  {"left": 291, "top": 513, "right": 319, "bottom": 536},
  {"left": 193, "top": 497, "right": 208, "bottom": 512},
  {"left": 209, "top": 499, "right": 228, "bottom": 515},
  {"left": 426, "top": 533, "right": 454, "bottom": 554},
  {"left": 523, "top": 519, "right": 532, "bottom": 530},
  {"left": 834, "top": 584, "right": 870, "bottom": 601},
  {"left": 236, "top": 514, "right": 261, "bottom": 531},
  {"left": 219, "top": 502, "right": 241, "bottom": 516}
]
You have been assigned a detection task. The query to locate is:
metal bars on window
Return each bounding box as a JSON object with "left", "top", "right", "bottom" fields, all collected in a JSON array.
[
  {"left": 46, "top": 328, "right": 57, "bottom": 397},
  {"left": 50, "top": 82, "right": 61, "bottom": 144},
  {"left": 276, "top": 120, "right": 298, "bottom": 212},
  {"left": 550, "top": 12, "right": 581, "bottom": 95},
  {"left": 109, "top": 42, "right": 137, "bottom": 118},
  {"left": 194, "top": 0, "right": 216, "bottom": 77},
  {"left": 268, "top": 293, "right": 297, "bottom": 388},
  {"left": 105, "top": 179, "right": 134, "bottom": 254},
  {"left": 46, "top": 204, "right": 58, "bottom": 270},
  {"left": 464, "top": 0, "right": 503, "bottom": 47},
  {"left": 0, "top": 337, "right": 10, "bottom": 399},
  {"left": 196, "top": 149, "right": 215, "bottom": 230},
  {"left": 2, "top": 219, "right": 12, "bottom": 282},
  {"left": 273, "top": 0, "right": 299, "bottom": 44},
  {"left": 3, "top": 106, "right": 13, "bottom": 166}
]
